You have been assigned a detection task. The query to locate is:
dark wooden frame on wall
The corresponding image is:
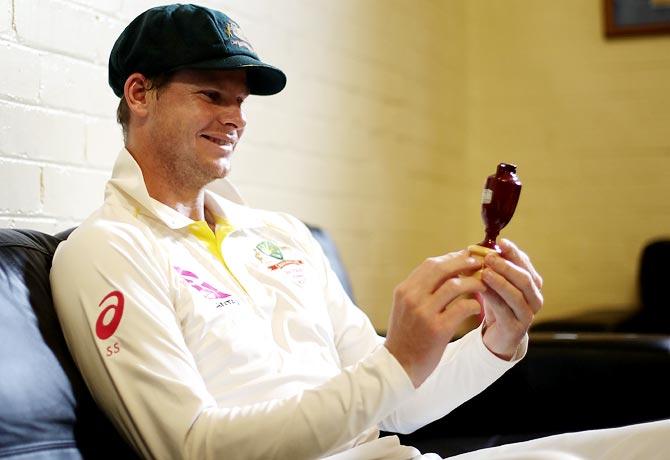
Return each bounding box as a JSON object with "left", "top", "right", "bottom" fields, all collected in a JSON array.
[{"left": 604, "top": 0, "right": 670, "bottom": 37}]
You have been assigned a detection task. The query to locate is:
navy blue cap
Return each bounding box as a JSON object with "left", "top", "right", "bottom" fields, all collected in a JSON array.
[{"left": 108, "top": 4, "right": 286, "bottom": 97}]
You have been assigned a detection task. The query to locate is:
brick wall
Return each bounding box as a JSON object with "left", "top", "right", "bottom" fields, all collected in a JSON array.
[
  {"left": 0, "top": 1, "right": 463, "bottom": 328},
  {"left": 0, "top": 0, "right": 123, "bottom": 232}
]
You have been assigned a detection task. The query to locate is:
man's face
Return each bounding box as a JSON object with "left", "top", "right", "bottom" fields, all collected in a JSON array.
[{"left": 145, "top": 68, "right": 248, "bottom": 190}]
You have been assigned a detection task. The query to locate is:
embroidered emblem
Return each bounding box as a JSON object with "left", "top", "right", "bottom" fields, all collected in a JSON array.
[
  {"left": 224, "top": 20, "right": 255, "bottom": 52},
  {"left": 256, "top": 240, "right": 284, "bottom": 260},
  {"left": 174, "top": 266, "right": 238, "bottom": 306},
  {"left": 270, "top": 259, "right": 305, "bottom": 286},
  {"left": 268, "top": 259, "right": 303, "bottom": 271},
  {"left": 253, "top": 239, "right": 307, "bottom": 287}
]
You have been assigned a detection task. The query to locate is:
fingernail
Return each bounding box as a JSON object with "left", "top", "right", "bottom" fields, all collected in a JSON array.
[
  {"left": 484, "top": 253, "right": 498, "bottom": 265},
  {"left": 466, "top": 257, "right": 479, "bottom": 265}
]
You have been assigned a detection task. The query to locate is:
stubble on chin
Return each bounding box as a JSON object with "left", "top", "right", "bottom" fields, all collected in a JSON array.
[
  {"left": 162, "top": 152, "right": 232, "bottom": 193},
  {"left": 150, "top": 128, "right": 234, "bottom": 193}
]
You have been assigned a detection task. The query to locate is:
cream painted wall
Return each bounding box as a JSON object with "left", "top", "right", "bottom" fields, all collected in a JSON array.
[
  {"left": 229, "top": 1, "right": 471, "bottom": 329},
  {"left": 463, "top": 0, "right": 670, "bottom": 321},
  {"left": 3, "top": 1, "right": 666, "bottom": 329}
]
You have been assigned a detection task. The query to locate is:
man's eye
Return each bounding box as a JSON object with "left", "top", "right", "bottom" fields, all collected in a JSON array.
[{"left": 201, "top": 91, "right": 219, "bottom": 101}]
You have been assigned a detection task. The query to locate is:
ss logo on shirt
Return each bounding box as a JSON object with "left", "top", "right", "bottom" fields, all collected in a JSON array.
[{"left": 96, "top": 290, "right": 124, "bottom": 356}]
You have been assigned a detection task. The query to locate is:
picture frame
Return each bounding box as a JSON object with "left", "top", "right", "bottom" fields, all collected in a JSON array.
[{"left": 604, "top": 0, "right": 670, "bottom": 37}]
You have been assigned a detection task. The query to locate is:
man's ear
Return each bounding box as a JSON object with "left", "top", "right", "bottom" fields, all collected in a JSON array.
[{"left": 123, "top": 73, "right": 152, "bottom": 118}]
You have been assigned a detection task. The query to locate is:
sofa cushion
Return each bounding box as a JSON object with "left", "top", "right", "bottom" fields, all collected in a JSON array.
[{"left": 0, "top": 229, "right": 136, "bottom": 459}]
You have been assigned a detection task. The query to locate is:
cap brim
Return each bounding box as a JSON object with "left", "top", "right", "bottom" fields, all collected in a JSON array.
[{"left": 183, "top": 55, "right": 286, "bottom": 96}]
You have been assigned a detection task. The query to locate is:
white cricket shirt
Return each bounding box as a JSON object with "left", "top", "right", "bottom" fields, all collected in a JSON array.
[{"left": 50, "top": 149, "right": 524, "bottom": 460}]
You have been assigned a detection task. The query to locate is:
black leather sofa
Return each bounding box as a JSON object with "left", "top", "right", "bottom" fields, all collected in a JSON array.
[
  {"left": 0, "top": 228, "right": 137, "bottom": 459},
  {"left": 1, "top": 227, "right": 669, "bottom": 459}
]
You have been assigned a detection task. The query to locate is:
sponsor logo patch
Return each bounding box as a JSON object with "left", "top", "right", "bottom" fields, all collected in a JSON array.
[
  {"left": 96, "top": 291, "right": 124, "bottom": 358},
  {"left": 174, "top": 266, "right": 239, "bottom": 307},
  {"left": 96, "top": 291, "right": 124, "bottom": 340}
]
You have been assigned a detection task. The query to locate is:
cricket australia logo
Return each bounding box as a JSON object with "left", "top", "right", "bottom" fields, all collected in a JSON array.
[
  {"left": 255, "top": 240, "right": 284, "bottom": 261},
  {"left": 254, "top": 240, "right": 306, "bottom": 286},
  {"left": 224, "top": 20, "right": 255, "bottom": 52}
]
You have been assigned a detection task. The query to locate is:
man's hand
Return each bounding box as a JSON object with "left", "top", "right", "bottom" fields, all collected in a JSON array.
[
  {"left": 480, "top": 239, "right": 544, "bottom": 360},
  {"left": 384, "top": 252, "right": 486, "bottom": 388}
]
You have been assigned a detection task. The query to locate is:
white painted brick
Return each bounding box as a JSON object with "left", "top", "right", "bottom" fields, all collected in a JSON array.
[
  {"left": 15, "top": 0, "right": 101, "bottom": 61},
  {"left": 40, "top": 53, "right": 118, "bottom": 117},
  {"left": 0, "top": 41, "right": 41, "bottom": 102},
  {"left": 69, "top": 0, "right": 122, "bottom": 15},
  {"left": 0, "top": 161, "right": 42, "bottom": 213},
  {"left": 85, "top": 117, "right": 123, "bottom": 168},
  {"left": 42, "top": 166, "right": 108, "bottom": 219},
  {"left": 119, "top": 1, "right": 251, "bottom": 22},
  {"left": 0, "top": 0, "right": 11, "bottom": 36},
  {"left": 0, "top": 101, "right": 86, "bottom": 163},
  {"left": 95, "top": 17, "right": 126, "bottom": 65},
  {"left": 53, "top": 218, "right": 80, "bottom": 234},
  {"left": 0, "top": 217, "right": 15, "bottom": 229},
  {"left": 0, "top": 217, "right": 61, "bottom": 233},
  {"left": 119, "top": 0, "right": 169, "bottom": 19}
]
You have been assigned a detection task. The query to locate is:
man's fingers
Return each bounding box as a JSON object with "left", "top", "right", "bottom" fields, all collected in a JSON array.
[
  {"left": 480, "top": 287, "right": 517, "bottom": 324},
  {"left": 481, "top": 266, "right": 535, "bottom": 325},
  {"left": 484, "top": 251, "right": 543, "bottom": 315},
  {"left": 440, "top": 296, "right": 482, "bottom": 331},
  {"left": 429, "top": 275, "right": 486, "bottom": 313},
  {"left": 499, "top": 239, "right": 543, "bottom": 290},
  {"left": 408, "top": 251, "right": 482, "bottom": 296}
]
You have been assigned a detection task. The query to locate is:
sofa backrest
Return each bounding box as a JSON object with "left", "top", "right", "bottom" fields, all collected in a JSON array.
[
  {"left": 0, "top": 228, "right": 137, "bottom": 459},
  {"left": 305, "top": 223, "right": 355, "bottom": 302},
  {"left": 639, "top": 239, "right": 670, "bottom": 321}
]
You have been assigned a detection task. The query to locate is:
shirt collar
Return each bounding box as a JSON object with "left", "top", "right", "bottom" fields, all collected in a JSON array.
[{"left": 106, "top": 148, "right": 264, "bottom": 230}]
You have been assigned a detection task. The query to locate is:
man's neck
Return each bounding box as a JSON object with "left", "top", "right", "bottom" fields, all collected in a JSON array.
[
  {"left": 126, "top": 146, "right": 215, "bottom": 229},
  {"left": 171, "top": 195, "right": 207, "bottom": 222},
  {"left": 153, "top": 188, "right": 217, "bottom": 233}
]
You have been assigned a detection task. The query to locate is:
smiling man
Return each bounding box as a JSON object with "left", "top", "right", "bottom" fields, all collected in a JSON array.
[
  {"left": 47, "top": 4, "right": 552, "bottom": 459},
  {"left": 123, "top": 68, "right": 248, "bottom": 226}
]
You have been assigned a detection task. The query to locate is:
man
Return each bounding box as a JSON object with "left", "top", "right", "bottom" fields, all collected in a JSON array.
[{"left": 51, "top": 4, "right": 544, "bottom": 459}]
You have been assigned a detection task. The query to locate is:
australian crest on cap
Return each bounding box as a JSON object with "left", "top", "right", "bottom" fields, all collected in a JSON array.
[{"left": 225, "top": 20, "right": 255, "bottom": 53}]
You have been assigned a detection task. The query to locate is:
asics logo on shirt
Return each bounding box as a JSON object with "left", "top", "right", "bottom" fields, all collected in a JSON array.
[{"left": 96, "top": 290, "right": 125, "bottom": 340}]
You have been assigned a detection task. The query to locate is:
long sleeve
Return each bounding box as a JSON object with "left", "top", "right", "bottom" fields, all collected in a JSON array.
[
  {"left": 380, "top": 325, "right": 526, "bottom": 434},
  {"left": 287, "top": 215, "right": 526, "bottom": 436},
  {"left": 51, "top": 221, "right": 415, "bottom": 460}
]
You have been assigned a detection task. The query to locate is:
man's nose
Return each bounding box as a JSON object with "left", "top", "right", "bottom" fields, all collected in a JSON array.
[{"left": 220, "top": 105, "right": 247, "bottom": 130}]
